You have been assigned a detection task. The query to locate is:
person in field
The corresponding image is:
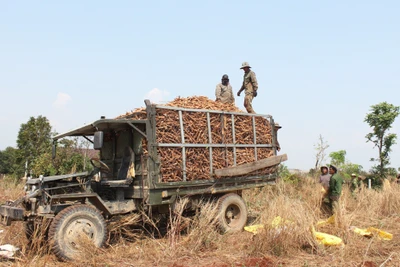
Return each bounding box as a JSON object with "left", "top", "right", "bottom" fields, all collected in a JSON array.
[
  {"left": 237, "top": 62, "right": 258, "bottom": 113},
  {"left": 215, "top": 74, "right": 235, "bottom": 104},
  {"left": 327, "top": 165, "right": 343, "bottom": 214}
]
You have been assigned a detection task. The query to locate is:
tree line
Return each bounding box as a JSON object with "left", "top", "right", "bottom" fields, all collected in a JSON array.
[
  {"left": 313, "top": 102, "right": 399, "bottom": 185},
  {"left": 0, "top": 116, "right": 93, "bottom": 179}
]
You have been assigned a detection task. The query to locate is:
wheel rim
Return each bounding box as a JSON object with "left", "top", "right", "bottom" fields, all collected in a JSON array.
[
  {"left": 63, "top": 217, "right": 99, "bottom": 252},
  {"left": 224, "top": 204, "right": 242, "bottom": 228}
]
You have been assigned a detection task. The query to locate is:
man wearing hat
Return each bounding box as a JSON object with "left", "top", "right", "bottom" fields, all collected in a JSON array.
[
  {"left": 237, "top": 62, "right": 258, "bottom": 113},
  {"left": 319, "top": 166, "right": 331, "bottom": 192},
  {"left": 327, "top": 165, "right": 344, "bottom": 214},
  {"left": 215, "top": 74, "right": 235, "bottom": 104}
]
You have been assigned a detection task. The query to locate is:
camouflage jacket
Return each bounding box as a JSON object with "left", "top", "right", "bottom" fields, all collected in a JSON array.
[
  {"left": 350, "top": 178, "right": 362, "bottom": 192},
  {"left": 215, "top": 83, "right": 234, "bottom": 104},
  {"left": 240, "top": 70, "right": 258, "bottom": 94},
  {"left": 328, "top": 173, "right": 344, "bottom": 197}
]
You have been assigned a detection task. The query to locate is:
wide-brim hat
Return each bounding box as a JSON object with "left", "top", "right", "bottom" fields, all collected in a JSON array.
[
  {"left": 320, "top": 166, "right": 328, "bottom": 171},
  {"left": 240, "top": 62, "right": 251, "bottom": 69}
]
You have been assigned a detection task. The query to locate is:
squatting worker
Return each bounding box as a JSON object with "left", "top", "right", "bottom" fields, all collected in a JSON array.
[
  {"left": 319, "top": 166, "right": 331, "bottom": 192},
  {"left": 215, "top": 74, "right": 235, "bottom": 104},
  {"left": 327, "top": 165, "right": 343, "bottom": 214},
  {"left": 237, "top": 62, "right": 258, "bottom": 113}
]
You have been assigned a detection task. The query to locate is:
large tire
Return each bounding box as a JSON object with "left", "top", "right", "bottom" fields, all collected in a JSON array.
[
  {"left": 48, "top": 204, "right": 107, "bottom": 261},
  {"left": 217, "top": 193, "right": 248, "bottom": 233}
]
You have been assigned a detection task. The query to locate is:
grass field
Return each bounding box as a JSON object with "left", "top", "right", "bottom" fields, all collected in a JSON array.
[{"left": 0, "top": 176, "right": 399, "bottom": 267}]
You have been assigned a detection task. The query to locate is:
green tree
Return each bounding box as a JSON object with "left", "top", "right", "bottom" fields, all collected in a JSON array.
[
  {"left": 0, "top": 147, "right": 24, "bottom": 176},
  {"left": 31, "top": 138, "right": 94, "bottom": 176},
  {"left": 364, "top": 102, "right": 400, "bottom": 179},
  {"left": 341, "top": 163, "right": 363, "bottom": 180},
  {"left": 16, "top": 116, "right": 52, "bottom": 173},
  {"left": 328, "top": 150, "right": 364, "bottom": 180},
  {"left": 329, "top": 150, "right": 346, "bottom": 168}
]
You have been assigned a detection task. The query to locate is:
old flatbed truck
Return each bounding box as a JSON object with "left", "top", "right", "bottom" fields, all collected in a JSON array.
[{"left": 0, "top": 100, "right": 287, "bottom": 260}]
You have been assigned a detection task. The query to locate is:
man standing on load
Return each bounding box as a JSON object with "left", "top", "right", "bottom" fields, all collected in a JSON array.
[
  {"left": 215, "top": 74, "right": 235, "bottom": 104},
  {"left": 237, "top": 62, "right": 258, "bottom": 113}
]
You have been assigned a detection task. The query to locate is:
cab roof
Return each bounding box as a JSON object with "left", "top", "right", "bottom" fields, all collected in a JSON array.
[{"left": 53, "top": 119, "right": 145, "bottom": 140}]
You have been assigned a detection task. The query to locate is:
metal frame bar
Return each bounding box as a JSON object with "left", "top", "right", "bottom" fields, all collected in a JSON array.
[
  {"left": 154, "top": 104, "right": 272, "bottom": 118},
  {"left": 231, "top": 114, "right": 237, "bottom": 166},
  {"left": 252, "top": 116, "right": 258, "bottom": 161},
  {"left": 220, "top": 114, "right": 227, "bottom": 167},
  {"left": 157, "top": 143, "right": 273, "bottom": 148},
  {"left": 128, "top": 122, "right": 147, "bottom": 138},
  {"left": 44, "top": 183, "right": 83, "bottom": 191},
  {"left": 82, "top": 136, "right": 93, "bottom": 144},
  {"left": 206, "top": 112, "right": 213, "bottom": 176},
  {"left": 271, "top": 119, "right": 277, "bottom": 156},
  {"left": 155, "top": 172, "right": 277, "bottom": 188},
  {"left": 145, "top": 100, "right": 159, "bottom": 189},
  {"left": 179, "top": 110, "right": 187, "bottom": 181}
]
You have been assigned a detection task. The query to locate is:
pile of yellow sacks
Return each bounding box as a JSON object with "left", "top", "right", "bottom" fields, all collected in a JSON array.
[{"left": 244, "top": 215, "right": 393, "bottom": 246}]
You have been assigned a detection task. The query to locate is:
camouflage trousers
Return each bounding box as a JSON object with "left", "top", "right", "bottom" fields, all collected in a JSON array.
[{"left": 244, "top": 93, "right": 255, "bottom": 113}]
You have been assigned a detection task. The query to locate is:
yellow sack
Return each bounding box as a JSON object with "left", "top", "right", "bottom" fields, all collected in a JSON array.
[
  {"left": 311, "top": 226, "right": 343, "bottom": 246},
  {"left": 350, "top": 226, "right": 393, "bottom": 240},
  {"left": 244, "top": 224, "right": 264, "bottom": 235},
  {"left": 244, "top": 216, "right": 293, "bottom": 235},
  {"left": 316, "top": 215, "right": 335, "bottom": 226},
  {"left": 314, "top": 231, "right": 343, "bottom": 246}
]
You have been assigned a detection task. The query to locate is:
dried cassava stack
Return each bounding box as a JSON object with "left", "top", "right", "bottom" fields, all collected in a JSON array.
[{"left": 118, "top": 96, "right": 275, "bottom": 182}]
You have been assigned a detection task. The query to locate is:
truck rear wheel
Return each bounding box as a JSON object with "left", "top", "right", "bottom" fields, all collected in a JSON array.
[
  {"left": 48, "top": 204, "right": 107, "bottom": 261},
  {"left": 217, "top": 193, "right": 248, "bottom": 233}
]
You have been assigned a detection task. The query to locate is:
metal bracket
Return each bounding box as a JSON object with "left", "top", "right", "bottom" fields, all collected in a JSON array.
[{"left": 128, "top": 122, "right": 147, "bottom": 138}]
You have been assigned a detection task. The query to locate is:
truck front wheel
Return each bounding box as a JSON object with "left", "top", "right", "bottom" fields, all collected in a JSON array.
[
  {"left": 217, "top": 193, "right": 248, "bottom": 233},
  {"left": 48, "top": 204, "right": 107, "bottom": 261}
]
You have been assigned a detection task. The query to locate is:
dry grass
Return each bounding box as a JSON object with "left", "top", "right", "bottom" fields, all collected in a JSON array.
[{"left": 0, "top": 177, "right": 399, "bottom": 266}]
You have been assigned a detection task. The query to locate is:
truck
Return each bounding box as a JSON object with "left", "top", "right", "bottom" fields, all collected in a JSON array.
[{"left": 0, "top": 100, "right": 287, "bottom": 260}]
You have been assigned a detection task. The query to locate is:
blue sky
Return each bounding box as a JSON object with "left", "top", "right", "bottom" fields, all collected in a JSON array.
[{"left": 1, "top": 1, "right": 399, "bottom": 171}]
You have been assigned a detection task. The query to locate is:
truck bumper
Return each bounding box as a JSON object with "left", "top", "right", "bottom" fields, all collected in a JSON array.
[{"left": 0, "top": 205, "right": 25, "bottom": 226}]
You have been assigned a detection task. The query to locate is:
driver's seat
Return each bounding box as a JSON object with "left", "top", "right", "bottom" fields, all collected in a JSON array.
[{"left": 117, "top": 146, "right": 135, "bottom": 180}]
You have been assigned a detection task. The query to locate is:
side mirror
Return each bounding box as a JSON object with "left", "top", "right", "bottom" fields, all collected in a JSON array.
[
  {"left": 94, "top": 131, "right": 104, "bottom": 150},
  {"left": 52, "top": 142, "right": 57, "bottom": 159}
]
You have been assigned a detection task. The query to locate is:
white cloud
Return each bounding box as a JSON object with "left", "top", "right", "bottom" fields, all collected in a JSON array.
[
  {"left": 144, "top": 88, "right": 170, "bottom": 104},
  {"left": 53, "top": 93, "right": 71, "bottom": 108}
]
